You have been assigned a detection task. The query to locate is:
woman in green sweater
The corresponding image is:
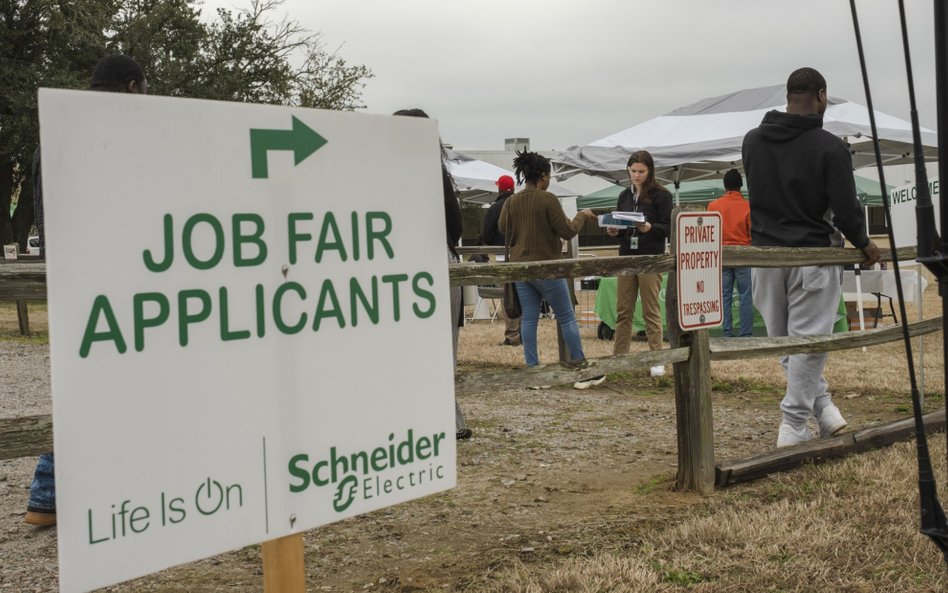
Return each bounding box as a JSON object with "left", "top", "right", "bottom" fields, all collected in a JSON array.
[{"left": 498, "top": 151, "right": 596, "bottom": 367}]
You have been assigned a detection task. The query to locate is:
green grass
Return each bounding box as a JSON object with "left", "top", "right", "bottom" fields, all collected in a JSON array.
[
  {"left": 662, "top": 568, "right": 706, "bottom": 586},
  {"left": 635, "top": 474, "right": 671, "bottom": 495},
  {"left": 648, "top": 560, "right": 708, "bottom": 586},
  {"left": 0, "top": 332, "right": 49, "bottom": 344},
  {"left": 712, "top": 376, "right": 782, "bottom": 395},
  {"left": 603, "top": 371, "right": 642, "bottom": 382},
  {"left": 0, "top": 301, "right": 49, "bottom": 342}
]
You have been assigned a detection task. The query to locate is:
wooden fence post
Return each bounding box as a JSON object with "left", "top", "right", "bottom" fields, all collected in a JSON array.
[
  {"left": 558, "top": 235, "right": 580, "bottom": 363},
  {"left": 667, "top": 209, "right": 716, "bottom": 494},
  {"left": 16, "top": 300, "right": 30, "bottom": 335},
  {"left": 262, "top": 534, "right": 306, "bottom": 593},
  {"left": 671, "top": 328, "right": 716, "bottom": 494}
]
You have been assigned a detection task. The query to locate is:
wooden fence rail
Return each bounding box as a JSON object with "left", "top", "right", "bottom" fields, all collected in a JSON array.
[
  {"left": 2, "top": 316, "right": 940, "bottom": 464},
  {"left": 0, "top": 260, "right": 47, "bottom": 335},
  {"left": 0, "top": 245, "right": 942, "bottom": 494},
  {"left": 451, "top": 245, "right": 917, "bottom": 286},
  {"left": 0, "top": 246, "right": 919, "bottom": 293},
  {"left": 0, "top": 414, "right": 51, "bottom": 461},
  {"left": 709, "top": 317, "right": 943, "bottom": 360},
  {"left": 0, "top": 261, "right": 46, "bottom": 299},
  {"left": 716, "top": 409, "right": 947, "bottom": 487}
]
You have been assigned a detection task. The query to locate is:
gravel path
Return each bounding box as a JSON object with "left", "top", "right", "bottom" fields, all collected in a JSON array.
[{"left": 1, "top": 341, "right": 56, "bottom": 592}]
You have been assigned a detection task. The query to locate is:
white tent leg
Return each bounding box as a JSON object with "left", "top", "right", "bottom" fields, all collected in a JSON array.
[{"left": 854, "top": 266, "right": 867, "bottom": 353}]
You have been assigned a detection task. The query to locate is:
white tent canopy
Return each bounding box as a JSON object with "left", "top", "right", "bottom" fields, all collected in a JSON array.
[
  {"left": 447, "top": 151, "right": 577, "bottom": 204},
  {"left": 446, "top": 152, "right": 512, "bottom": 202},
  {"left": 553, "top": 84, "right": 938, "bottom": 187}
]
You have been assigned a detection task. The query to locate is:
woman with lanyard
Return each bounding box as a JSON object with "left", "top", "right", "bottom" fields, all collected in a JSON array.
[{"left": 606, "top": 150, "right": 672, "bottom": 377}]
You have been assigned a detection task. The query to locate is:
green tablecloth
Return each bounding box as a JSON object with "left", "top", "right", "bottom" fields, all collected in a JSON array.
[{"left": 592, "top": 275, "right": 849, "bottom": 337}]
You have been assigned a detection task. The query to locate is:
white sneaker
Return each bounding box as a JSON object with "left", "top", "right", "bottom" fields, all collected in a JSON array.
[
  {"left": 818, "top": 404, "right": 847, "bottom": 438},
  {"left": 573, "top": 375, "right": 606, "bottom": 390},
  {"left": 649, "top": 365, "right": 666, "bottom": 378},
  {"left": 776, "top": 422, "right": 813, "bottom": 447}
]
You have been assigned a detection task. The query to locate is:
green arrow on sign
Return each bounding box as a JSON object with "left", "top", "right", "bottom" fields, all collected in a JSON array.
[{"left": 250, "top": 116, "right": 327, "bottom": 179}]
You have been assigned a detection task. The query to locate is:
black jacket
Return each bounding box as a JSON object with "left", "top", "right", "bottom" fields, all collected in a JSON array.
[
  {"left": 742, "top": 110, "right": 869, "bottom": 249},
  {"left": 443, "top": 168, "right": 462, "bottom": 256},
  {"left": 614, "top": 186, "right": 672, "bottom": 256},
  {"left": 32, "top": 147, "right": 44, "bottom": 248},
  {"left": 481, "top": 191, "right": 513, "bottom": 246}
]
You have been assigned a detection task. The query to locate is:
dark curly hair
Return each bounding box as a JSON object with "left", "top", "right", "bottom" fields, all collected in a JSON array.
[{"left": 512, "top": 150, "right": 550, "bottom": 186}]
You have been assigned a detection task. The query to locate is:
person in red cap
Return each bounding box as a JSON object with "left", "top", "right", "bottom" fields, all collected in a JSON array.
[{"left": 481, "top": 174, "right": 521, "bottom": 345}]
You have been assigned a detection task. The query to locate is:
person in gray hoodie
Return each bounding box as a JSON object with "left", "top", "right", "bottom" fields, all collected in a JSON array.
[{"left": 742, "top": 67, "right": 880, "bottom": 447}]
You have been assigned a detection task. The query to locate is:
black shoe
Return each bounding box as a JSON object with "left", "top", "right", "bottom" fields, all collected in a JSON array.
[
  {"left": 456, "top": 428, "right": 473, "bottom": 440},
  {"left": 561, "top": 358, "right": 590, "bottom": 370},
  {"left": 500, "top": 339, "right": 522, "bottom": 346}
]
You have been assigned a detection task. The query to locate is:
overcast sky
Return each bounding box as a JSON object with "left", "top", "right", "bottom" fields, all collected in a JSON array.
[{"left": 202, "top": 0, "right": 939, "bottom": 152}]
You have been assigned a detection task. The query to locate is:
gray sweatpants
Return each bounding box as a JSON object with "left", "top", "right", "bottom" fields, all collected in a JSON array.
[{"left": 752, "top": 266, "right": 842, "bottom": 428}]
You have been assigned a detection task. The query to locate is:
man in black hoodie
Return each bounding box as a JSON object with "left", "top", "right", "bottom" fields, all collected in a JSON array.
[{"left": 742, "top": 67, "right": 880, "bottom": 448}]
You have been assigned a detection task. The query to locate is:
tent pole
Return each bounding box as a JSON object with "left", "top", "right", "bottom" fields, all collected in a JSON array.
[{"left": 674, "top": 166, "right": 681, "bottom": 208}]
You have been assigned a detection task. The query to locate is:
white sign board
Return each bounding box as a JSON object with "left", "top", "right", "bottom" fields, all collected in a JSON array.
[
  {"left": 676, "top": 212, "right": 723, "bottom": 331},
  {"left": 889, "top": 177, "right": 940, "bottom": 248},
  {"left": 39, "top": 89, "right": 456, "bottom": 593}
]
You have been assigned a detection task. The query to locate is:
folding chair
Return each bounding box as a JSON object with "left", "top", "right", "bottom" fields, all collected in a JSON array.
[
  {"left": 871, "top": 292, "right": 898, "bottom": 325},
  {"left": 468, "top": 286, "right": 504, "bottom": 322}
]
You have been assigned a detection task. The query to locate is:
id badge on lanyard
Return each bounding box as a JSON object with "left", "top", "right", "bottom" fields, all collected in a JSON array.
[{"left": 629, "top": 192, "right": 640, "bottom": 250}]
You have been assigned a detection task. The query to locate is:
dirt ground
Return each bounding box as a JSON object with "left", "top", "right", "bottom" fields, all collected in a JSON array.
[
  {"left": 97, "top": 373, "right": 943, "bottom": 592},
  {"left": 2, "top": 301, "right": 941, "bottom": 591}
]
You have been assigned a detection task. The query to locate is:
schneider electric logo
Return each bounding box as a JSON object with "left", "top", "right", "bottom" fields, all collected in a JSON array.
[{"left": 287, "top": 429, "right": 447, "bottom": 513}]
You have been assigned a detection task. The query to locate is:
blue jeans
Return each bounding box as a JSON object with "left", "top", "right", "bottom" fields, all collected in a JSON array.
[
  {"left": 515, "top": 278, "right": 585, "bottom": 367},
  {"left": 28, "top": 453, "right": 55, "bottom": 512},
  {"left": 722, "top": 267, "right": 753, "bottom": 337}
]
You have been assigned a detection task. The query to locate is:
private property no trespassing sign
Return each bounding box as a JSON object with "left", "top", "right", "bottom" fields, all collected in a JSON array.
[{"left": 676, "top": 212, "right": 723, "bottom": 331}]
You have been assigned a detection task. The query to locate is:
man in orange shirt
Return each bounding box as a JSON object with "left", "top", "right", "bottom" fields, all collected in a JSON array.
[{"left": 707, "top": 169, "right": 753, "bottom": 337}]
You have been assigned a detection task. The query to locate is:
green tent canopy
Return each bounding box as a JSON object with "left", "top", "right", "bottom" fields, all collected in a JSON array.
[
  {"left": 853, "top": 175, "right": 892, "bottom": 205},
  {"left": 577, "top": 174, "right": 891, "bottom": 209}
]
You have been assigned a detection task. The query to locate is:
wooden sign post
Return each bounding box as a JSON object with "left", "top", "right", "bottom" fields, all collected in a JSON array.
[{"left": 262, "top": 535, "right": 306, "bottom": 593}]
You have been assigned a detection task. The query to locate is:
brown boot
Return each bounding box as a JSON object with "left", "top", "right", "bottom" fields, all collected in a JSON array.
[{"left": 24, "top": 509, "right": 56, "bottom": 526}]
